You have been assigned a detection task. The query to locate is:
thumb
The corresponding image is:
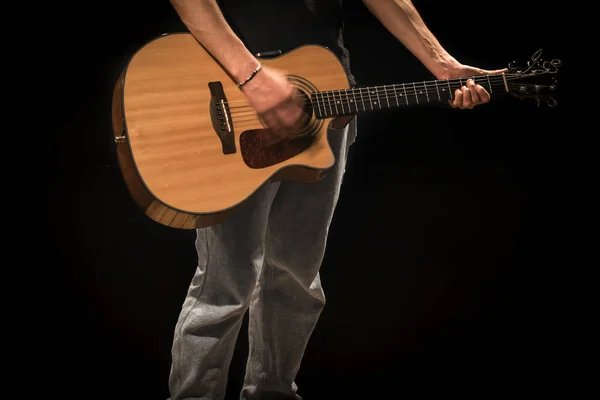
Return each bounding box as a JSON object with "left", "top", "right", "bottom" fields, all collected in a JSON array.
[{"left": 480, "top": 67, "right": 508, "bottom": 75}]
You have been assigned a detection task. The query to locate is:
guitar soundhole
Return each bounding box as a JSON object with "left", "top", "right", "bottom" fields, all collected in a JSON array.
[{"left": 240, "top": 87, "right": 322, "bottom": 169}]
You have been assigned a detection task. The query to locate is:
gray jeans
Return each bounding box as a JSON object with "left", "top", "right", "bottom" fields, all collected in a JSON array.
[{"left": 169, "top": 118, "right": 357, "bottom": 400}]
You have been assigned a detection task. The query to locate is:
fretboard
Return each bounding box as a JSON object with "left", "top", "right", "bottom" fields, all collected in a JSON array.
[{"left": 311, "top": 74, "right": 509, "bottom": 119}]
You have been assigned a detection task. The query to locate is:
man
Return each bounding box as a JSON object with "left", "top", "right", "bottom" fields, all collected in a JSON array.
[{"left": 167, "top": 1, "right": 505, "bottom": 399}]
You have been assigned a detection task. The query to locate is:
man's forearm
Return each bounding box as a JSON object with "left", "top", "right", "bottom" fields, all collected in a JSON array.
[
  {"left": 363, "top": 0, "right": 459, "bottom": 78},
  {"left": 170, "top": 0, "right": 259, "bottom": 82}
]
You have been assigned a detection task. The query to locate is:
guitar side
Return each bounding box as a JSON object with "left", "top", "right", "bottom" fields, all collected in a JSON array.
[{"left": 112, "top": 33, "right": 352, "bottom": 229}]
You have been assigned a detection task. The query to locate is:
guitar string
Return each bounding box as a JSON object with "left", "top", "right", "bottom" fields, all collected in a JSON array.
[
  {"left": 228, "top": 83, "right": 547, "bottom": 124},
  {"left": 228, "top": 81, "right": 541, "bottom": 118},
  {"left": 227, "top": 82, "right": 538, "bottom": 120},
  {"left": 226, "top": 82, "right": 523, "bottom": 125},
  {"left": 224, "top": 74, "right": 527, "bottom": 110},
  {"left": 227, "top": 84, "right": 509, "bottom": 117},
  {"left": 225, "top": 77, "right": 537, "bottom": 120},
  {"left": 228, "top": 82, "right": 545, "bottom": 124}
]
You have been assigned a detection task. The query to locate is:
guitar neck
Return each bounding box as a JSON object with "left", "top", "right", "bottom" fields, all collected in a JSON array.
[{"left": 311, "top": 74, "right": 509, "bottom": 118}]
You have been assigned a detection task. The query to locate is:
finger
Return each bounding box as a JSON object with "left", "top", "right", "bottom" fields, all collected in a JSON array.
[
  {"left": 461, "top": 86, "right": 473, "bottom": 109},
  {"left": 481, "top": 67, "right": 508, "bottom": 76},
  {"left": 466, "top": 79, "right": 480, "bottom": 104},
  {"left": 276, "top": 106, "right": 303, "bottom": 132},
  {"left": 259, "top": 111, "right": 281, "bottom": 132},
  {"left": 476, "top": 85, "right": 491, "bottom": 103},
  {"left": 449, "top": 88, "right": 463, "bottom": 108}
]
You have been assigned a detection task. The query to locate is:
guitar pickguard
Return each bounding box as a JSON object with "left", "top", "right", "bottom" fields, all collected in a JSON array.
[{"left": 239, "top": 129, "right": 316, "bottom": 169}]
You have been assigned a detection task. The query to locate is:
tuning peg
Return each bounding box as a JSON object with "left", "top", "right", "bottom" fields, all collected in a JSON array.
[
  {"left": 547, "top": 98, "right": 558, "bottom": 107},
  {"left": 508, "top": 61, "right": 519, "bottom": 69}
]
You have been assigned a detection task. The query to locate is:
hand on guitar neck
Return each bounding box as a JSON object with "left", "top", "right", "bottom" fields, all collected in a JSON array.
[
  {"left": 439, "top": 63, "right": 509, "bottom": 109},
  {"left": 239, "top": 65, "right": 310, "bottom": 146}
]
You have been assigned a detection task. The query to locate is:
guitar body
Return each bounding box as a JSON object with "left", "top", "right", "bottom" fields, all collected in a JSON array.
[{"left": 112, "top": 33, "right": 352, "bottom": 229}]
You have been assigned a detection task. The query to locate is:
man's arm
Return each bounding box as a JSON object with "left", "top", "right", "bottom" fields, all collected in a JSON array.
[
  {"left": 362, "top": 0, "right": 459, "bottom": 79},
  {"left": 169, "top": 0, "right": 259, "bottom": 83},
  {"left": 364, "top": 0, "right": 506, "bottom": 108},
  {"left": 169, "top": 0, "right": 306, "bottom": 139}
]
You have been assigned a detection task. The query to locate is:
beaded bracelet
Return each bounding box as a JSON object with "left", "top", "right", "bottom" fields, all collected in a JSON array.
[{"left": 237, "top": 63, "right": 263, "bottom": 88}]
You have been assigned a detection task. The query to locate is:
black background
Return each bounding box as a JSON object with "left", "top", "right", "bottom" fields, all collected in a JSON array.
[{"left": 42, "top": 0, "right": 565, "bottom": 398}]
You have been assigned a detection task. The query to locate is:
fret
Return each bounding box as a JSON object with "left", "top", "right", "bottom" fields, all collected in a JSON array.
[
  {"left": 402, "top": 83, "right": 409, "bottom": 105},
  {"left": 423, "top": 81, "right": 430, "bottom": 103},
  {"left": 373, "top": 87, "right": 381, "bottom": 109},
  {"left": 486, "top": 75, "right": 492, "bottom": 93},
  {"left": 336, "top": 90, "right": 345, "bottom": 115},
  {"left": 328, "top": 91, "right": 334, "bottom": 116},
  {"left": 447, "top": 80, "right": 453, "bottom": 100},
  {"left": 332, "top": 90, "right": 340, "bottom": 115},
  {"left": 383, "top": 84, "right": 391, "bottom": 108},
  {"left": 343, "top": 89, "right": 351, "bottom": 114},
  {"left": 358, "top": 88, "right": 367, "bottom": 112},
  {"left": 434, "top": 80, "right": 441, "bottom": 101},
  {"left": 412, "top": 82, "right": 419, "bottom": 105},
  {"left": 393, "top": 84, "right": 400, "bottom": 106},
  {"left": 342, "top": 89, "right": 351, "bottom": 114},
  {"left": 351, "top": 88, "right": 359, "bottom": 113},
  {"left": 351, "top": 88, "right": 358, "bottom": 112},
  {"left": 366, "top": 87, "right": 373, "bottom": 110},
  {"left": 313, "top": 92, "right": 323, "bottom": 118},
  {"left": 324, "top": 90, "right": 334, "bottom": 117}
]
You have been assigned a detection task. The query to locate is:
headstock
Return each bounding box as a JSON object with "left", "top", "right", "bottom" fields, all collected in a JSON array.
[{"left": 506, "top": 49, "right": 561, "bottom": 107}]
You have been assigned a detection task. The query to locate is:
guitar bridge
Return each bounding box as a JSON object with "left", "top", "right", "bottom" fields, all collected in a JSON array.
[{"left": 208, "top": 81, "right": 236, "bottom": 154}]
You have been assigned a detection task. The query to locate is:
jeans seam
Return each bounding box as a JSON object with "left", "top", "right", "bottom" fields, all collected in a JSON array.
[{"left": 174, "top": 229, "right": 210, "bottom": 394}]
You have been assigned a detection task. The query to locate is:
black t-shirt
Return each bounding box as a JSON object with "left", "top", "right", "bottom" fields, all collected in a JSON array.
[{"left": 192, "top": 0, "right": 355, "bottom": 85}]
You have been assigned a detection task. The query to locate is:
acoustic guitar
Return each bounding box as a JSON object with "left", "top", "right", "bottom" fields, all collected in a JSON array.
[{"left": 111, "top": 33, "right": 560, "bottom": 229}]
